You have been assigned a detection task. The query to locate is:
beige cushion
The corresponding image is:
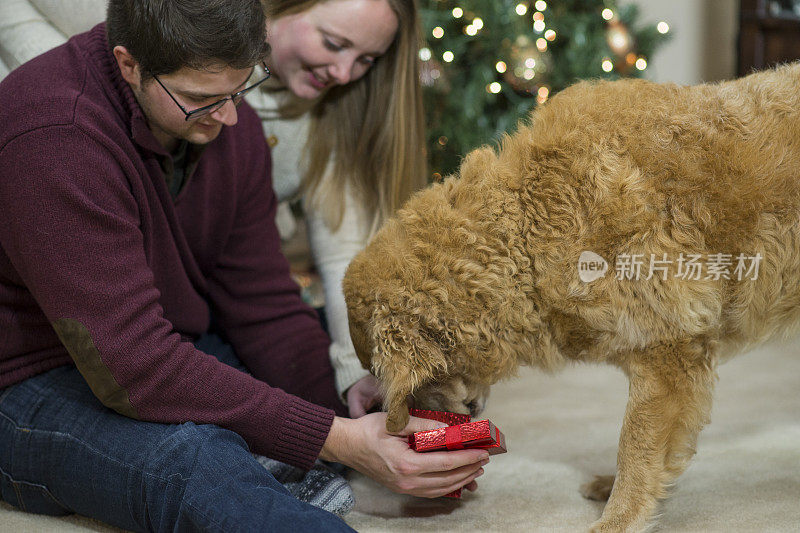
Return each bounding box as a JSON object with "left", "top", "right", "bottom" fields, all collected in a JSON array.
[
  {"left": 0, "top": 0, "right": 104, "bottom": 76},
  {"left": 0, "top": 0, "right": 67, "bottom": 71},
  {"left": 0, "top": 56, "right": 10, "bottom": 78},
  {"left": 0, "top": 0, "right": 45, "bottom": 31},
  {"left": 30, "top": 0, "right": 105, "bottom": 37}
]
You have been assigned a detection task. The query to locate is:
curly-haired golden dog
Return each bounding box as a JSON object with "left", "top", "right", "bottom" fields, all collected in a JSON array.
[{"left": 342, "top": 63, "right": 800, "bottom": 532}]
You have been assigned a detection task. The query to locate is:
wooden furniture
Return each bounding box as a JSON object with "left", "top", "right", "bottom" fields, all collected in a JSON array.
[{"left": 739, "top": 0, "right": 800, "bottom": 75}]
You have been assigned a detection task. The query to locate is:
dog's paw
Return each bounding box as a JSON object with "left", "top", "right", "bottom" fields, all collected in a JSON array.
[
  {"left": 587, "top": 519, "right": 619, "bottom": 533},
  {"left": 580, "top": 475, "right": 615, "bottom": 502},
  {"left": 588, "top": 515, "right": 650, "bottom": 533}
]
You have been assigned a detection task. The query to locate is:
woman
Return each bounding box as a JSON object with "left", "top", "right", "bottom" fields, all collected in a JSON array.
[{"left": 247, "top": 0, "right": 428, "bottom": 416}]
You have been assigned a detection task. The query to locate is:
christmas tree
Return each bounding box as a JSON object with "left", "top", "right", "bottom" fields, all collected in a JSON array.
[{"left": 420, "top": 0, "right": 671, "bottom": 177}]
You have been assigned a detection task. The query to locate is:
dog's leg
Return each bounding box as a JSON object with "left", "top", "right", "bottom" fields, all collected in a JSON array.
[{"left": 589, "top": 338, "right": 716, "bottom": 533}]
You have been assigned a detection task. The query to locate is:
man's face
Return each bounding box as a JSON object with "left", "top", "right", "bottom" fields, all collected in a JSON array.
[{"left": 133, "top": 64, "right": 254, "bottom": 150}]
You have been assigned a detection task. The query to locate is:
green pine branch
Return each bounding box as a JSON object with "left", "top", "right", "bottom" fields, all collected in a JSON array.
[{"left": 420, "top": 0, "right": 670, "bottom": 177}]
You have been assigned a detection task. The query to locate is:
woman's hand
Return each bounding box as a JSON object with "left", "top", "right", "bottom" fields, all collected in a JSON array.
[
  {"left": 345, "top": 375, "right": 383, "bottom": 418},
  {"left": 320, "top": 413, "right": 489, "bottom": 497}
]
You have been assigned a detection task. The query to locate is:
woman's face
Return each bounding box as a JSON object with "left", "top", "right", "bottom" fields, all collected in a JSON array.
[{"left": 266, "top": 0, "right": 399, "bottom": 99}]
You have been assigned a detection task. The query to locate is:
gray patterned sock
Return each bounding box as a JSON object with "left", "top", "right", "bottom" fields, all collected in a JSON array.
[{"left": 253, "top": 455, "right": 355, "bottom": 517}]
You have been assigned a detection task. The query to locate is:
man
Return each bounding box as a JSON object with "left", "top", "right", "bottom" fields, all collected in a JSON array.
[{"left": 0, "top": 1, "right": 488, "bottom": 531}]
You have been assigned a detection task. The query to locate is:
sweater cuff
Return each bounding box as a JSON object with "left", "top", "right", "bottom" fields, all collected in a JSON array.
[
  {"left": 269, "top": 397, "right": 335, "bottom": 471},
  {"left": 330, "top": 342, "right": 372, "bottom": 399}
]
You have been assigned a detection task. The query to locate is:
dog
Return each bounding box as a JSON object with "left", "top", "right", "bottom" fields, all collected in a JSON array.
[{"left": 342, "top": 63, "right": 800, "bottom": 531}]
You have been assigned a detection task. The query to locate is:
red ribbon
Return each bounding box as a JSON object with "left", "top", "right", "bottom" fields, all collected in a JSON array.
[{"left": 444, "top": 425, "right": 465, "bottom": 450}]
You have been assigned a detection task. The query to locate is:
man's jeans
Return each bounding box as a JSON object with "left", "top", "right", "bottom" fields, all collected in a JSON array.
[{"left": 0, "top": 334, "right": 354, "bottom": 532}]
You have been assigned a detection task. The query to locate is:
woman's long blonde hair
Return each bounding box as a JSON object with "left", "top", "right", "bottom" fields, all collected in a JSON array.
[{"left": 263, "top": 0, "right": 427, "bottom": 232}]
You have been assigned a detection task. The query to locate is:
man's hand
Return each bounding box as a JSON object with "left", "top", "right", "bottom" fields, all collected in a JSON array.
[
  {"left": 345, "top": 375, "right": 383, "bottom": 418},
  {"left": 320, "top": 413, "right": 489, "bottom": 498}
]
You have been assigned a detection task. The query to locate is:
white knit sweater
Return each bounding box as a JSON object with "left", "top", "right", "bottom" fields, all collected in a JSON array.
[
  {"left": 0, "top": 0, "right": 371, "bottom": 396},
  {"left": 246, "top": 83, "right": 372, "bottom": 396}
]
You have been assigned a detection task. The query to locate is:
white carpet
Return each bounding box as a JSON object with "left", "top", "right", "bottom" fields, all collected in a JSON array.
[{"left": 2, "top": 338, "right": 798, "bottom": 532}]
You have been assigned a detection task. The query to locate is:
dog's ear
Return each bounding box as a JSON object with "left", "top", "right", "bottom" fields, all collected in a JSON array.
[
  {"left": 346, "top": 307, "right": 374, "bottom": 371},
  {"left": 383, "top": 366, "right": 413, "bottom": 433},
  {"left": 369, "top": 306, "right": 449, "bottom": 433}
]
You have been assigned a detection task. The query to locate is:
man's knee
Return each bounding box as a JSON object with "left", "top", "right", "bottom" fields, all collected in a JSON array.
[
  {"left": 147, "top": 422, "right": 251, "bottom": 484},
  {"left": 135, "top": 423, "right": 263, "bottom": 525}
]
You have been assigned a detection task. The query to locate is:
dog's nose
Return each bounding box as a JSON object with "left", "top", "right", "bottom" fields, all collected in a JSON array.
[{"left": 467, "top": 400, "right": 485, "bottom": 418}]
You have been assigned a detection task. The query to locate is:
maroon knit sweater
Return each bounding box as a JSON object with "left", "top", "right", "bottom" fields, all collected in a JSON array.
[{"left": 0, "top": 25, "right": 345, "bottom": 470}]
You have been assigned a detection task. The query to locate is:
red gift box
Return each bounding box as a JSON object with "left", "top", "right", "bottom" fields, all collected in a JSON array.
[
  {"left": 409, "top": 408, "right": 470, "bottom": 426},
  {"left": 408, "top": 409, "right": 507, "bottom": 498},
  {"left": 409, "top": 419, "right": 507, "bottom": 455}
]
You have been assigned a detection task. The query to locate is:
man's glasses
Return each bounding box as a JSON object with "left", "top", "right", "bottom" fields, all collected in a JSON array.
[{"left": 154, "top": 63, "right": 271, "bottom": 121}]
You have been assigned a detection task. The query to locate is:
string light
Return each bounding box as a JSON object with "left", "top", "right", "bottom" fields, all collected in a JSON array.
[
  {"left": 609, "top": 30, "right": 629, "bottom": 51},
  {"left": 657, "top": 21, "right": 670, "bottom": 34},
  {"left": 536, "top": 38, "right": 548, "bottom": 51},
  {"left": 423, "top": 4, "right": 653, "bottom": 111},
  {"left": 537, "top": 86, "right": 550, "bottom": 104}
]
